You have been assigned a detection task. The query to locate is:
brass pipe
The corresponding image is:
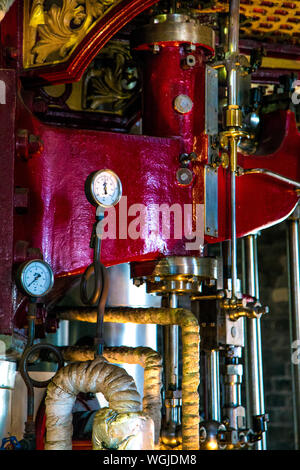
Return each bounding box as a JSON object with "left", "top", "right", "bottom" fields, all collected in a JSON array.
[
  {"left": 61, "top": 345, "right": 162, "bottom": 445},
  {"left": 55, "top": 307, "right": 200, "bottom": 451}
]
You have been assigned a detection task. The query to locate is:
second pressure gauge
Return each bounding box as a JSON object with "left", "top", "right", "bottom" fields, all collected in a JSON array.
[
  {"left": 16, "top": 259, "right": 54, "bottom": 298},
  {"left": 85, "top": 169, "right": 122, "bottom": 208}
]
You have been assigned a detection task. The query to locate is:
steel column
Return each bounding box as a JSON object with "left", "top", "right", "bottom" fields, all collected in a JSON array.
[
  {"left": 207, "top": 350, "right": 221, "bottom": 422},
  {"left": 287, "top": 204, "right": 300, "bottom": 450},
  {"left": 243, "top": 234, "right": 266, "bottom": 450}
]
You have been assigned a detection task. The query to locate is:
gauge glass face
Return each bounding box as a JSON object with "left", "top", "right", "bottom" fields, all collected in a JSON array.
[
  {"left": 20, "top": 261, "right": 54, "bottom": 297},
  {"left": 92, "top": 170, "right": 122, "bottom": 208}
]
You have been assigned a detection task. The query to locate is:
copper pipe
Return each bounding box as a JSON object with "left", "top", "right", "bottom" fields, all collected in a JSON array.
[{"left": 55, "top": 306, "right": 201, "bottom": 450}]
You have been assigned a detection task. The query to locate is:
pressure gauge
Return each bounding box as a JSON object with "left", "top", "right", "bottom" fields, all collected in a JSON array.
[
  {"left": 85, "top": 169, "right": 122, "bottom": 208},
  {"left": 16, "top": 259, "right": 54, "bottom": 298}
]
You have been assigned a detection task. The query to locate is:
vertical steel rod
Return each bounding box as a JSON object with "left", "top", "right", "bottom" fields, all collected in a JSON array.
[
  {"left": 254, "top": 235, "right": 266, "bottom": 442},
  {"left": 164, "top": 293, "right": 180, "bottom": 426},
  {"left": 228, "top": 0, "right": 240, "bottom": 106},
  {"left": 207, "top": 350, "right": 221, "bottom": 422},
  {"left": 227, "top": 0, "right": 240, "bottom": 300},
  {"left": 287, "top": 206, "right": 300, "bottom": 449},
  {"left": 230, "top": 138, "right": 238, "bottom": 300},
  {"left": 167, "top": 293, "right": 179, "bottom": 390},
  {"left": 243, "top": 234, "right": 266, "bottom": 450}
]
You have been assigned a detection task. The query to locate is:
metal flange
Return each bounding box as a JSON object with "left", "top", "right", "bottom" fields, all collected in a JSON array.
[
  {"left": 131, "top": 14, "right": 215, "bottom": 53},
  {"left": 131, "top": 256, "right": 218, "bottom": 295}
]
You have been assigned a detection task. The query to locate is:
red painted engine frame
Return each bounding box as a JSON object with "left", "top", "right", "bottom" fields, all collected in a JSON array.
[{"left": 0, "top": 0, "right": 299, "bottom": 335}]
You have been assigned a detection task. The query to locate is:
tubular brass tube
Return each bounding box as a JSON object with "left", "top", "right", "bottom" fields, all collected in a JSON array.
[
  {"left": 61, "top": 345, "right": 162, "bottom": 444},
  {"left": 45, "top": 356, "right": 141, "bottom": 450},
  {"left": 56, "top": 307, "right": 200, "bottom": 450}
]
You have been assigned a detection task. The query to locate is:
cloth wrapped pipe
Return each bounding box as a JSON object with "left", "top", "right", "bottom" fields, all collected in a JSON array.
[
  {"left": 92, "top": 408, "right": 154, "bottom": 450},
  {"left": 45, "top": 356, "right": 154, "bottom": 450},
  {"left": 0, "top": 0, "right": 15, "bottom": 21}
]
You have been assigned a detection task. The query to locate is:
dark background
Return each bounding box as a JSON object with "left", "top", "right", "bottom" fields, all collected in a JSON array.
[{"left": 257, "top": 222, "right": 294, "bottom": 450}]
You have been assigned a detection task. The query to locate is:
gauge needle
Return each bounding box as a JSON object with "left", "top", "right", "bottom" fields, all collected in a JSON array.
[
  {"left": 103, "top": 182, "right": 107, "bottom": 195},
  {"left": 28, "top": 273, "right": 41, "bottom": 287}
]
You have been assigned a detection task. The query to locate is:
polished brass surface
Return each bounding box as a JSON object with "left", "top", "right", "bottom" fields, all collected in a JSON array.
[
  {"left": 131, "top": 13, "right": 215, "bottom": 50},
  {"left": 221, "top": 298, "right": 269, "bottom": 321},
  {"left": 224, "top": 105, "right": 242, "bottom": 128},
  {"left": 23, "top": 0, "right": 122, "bottom": 67}
]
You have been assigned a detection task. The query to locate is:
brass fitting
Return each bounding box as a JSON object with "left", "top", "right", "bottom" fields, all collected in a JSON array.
[
  {"left": 221, "top": 298, "right": 269, "bottom": 321},
  {"left": 223, "top": 105, "right": 242, "bottom": 128}
]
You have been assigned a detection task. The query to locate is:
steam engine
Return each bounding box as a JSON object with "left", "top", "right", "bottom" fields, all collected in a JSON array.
[{"left": 0, "top": 0, "right": 299, "bottom": 451}]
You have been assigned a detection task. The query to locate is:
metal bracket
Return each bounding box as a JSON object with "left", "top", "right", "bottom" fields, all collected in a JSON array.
[
  {"left": 204, "top": 165, "right": 218, "bottom": 238},
  {"left": 205, "top": 66, "right": 219, "bottom": 136}
]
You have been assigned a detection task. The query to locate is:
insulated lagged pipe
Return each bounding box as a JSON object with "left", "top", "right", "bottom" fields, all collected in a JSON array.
[
  {"left": 55, "top": 306, "right": 200, "bottom": 450},
  {"left": 60, "top": 345, "right": 162, "bottom": 444},
  {"left": 45, "top": 356, "right": 142, "bottom": 450}
]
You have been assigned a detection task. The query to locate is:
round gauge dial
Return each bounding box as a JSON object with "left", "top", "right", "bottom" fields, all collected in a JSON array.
[
  {"left": 16, "top": 260, "right": 54, "bottom": 298},
  {"left": 85, "top": 169, "right": 122, "bottom": 208}
]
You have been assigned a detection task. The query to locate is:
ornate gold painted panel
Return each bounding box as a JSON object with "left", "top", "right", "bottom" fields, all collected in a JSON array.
[
  {"left": 37, "top": 40, "right": 140, "bottom": 117},
  {"left": 23, "top": 0, "right": 122, "bottom": 68}
]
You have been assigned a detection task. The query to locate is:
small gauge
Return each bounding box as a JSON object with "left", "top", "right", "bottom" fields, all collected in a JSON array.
[
  {"left": 16, "top": 259, "right": 54, "bottom": 298},
  {"left": 85, "top": 169, "right": 122, "bottom": 208}
]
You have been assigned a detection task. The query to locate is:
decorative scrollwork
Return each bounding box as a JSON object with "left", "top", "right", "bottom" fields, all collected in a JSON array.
[
  {"left": 83, "top": 41, "right": 139, "bottom": 114},
  {"left": 24, "top": 0, "right": 121, "bottom": 67}
]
